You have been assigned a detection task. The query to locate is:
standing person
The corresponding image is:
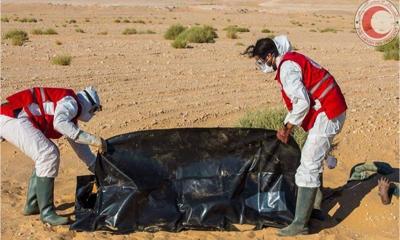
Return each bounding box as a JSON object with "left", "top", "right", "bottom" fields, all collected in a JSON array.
[
  {"left": 242, "top": 36, "right": 347, "bottom": 236},
  {"left": 0, "top": 86, "right": 107, "bottom": 225}
]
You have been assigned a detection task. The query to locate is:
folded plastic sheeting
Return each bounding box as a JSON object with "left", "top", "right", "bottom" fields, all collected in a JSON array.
[{"left": 71, "top": 128, "right": 301, "bottom": 233}]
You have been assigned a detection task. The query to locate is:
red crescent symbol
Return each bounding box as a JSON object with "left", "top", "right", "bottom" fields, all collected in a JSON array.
[{"left": 362, "top": 6, "right": 390, "bottom": 39}]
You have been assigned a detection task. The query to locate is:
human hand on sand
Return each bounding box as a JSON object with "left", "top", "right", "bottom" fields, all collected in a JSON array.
[{"left": 378, "top": 177, "right": 391, "bottom": 205}]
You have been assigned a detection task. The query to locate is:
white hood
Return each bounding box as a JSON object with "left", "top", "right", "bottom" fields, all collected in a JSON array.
[
  {"left": 273, "top": 35, "right": 292, "bottom": 57},
  {"left": 76, "top": 86, "right": 101, "bottom": 122}
]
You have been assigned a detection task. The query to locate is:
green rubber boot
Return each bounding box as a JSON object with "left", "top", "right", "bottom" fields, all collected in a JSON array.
[
  {"left": 36, "top": 177, "right": 69, "bottom": 225},
  {"left": 311, "top": 174, "right": 324, "bottom": 220},
  {"left": 277, "top": 187, "right": 318, "bottom": 236},
  {"left": 23, "top": 170, "right": 40, "bottom": 215}
]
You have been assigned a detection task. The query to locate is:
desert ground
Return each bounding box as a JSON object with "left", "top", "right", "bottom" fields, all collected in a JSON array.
[{"left": 1, "top": 0, "right": 399, "bottom": 239}]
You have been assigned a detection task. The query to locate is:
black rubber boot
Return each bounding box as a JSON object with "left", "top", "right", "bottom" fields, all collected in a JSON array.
[
  {"left": 36, "top": 177, "right": 69, "bottom": 225},
  {"left": 23, "top": 169, "right": 40, "bottom": 215},
  {"left": 277, "top": 187, "right": 318, "bottom": 236}
]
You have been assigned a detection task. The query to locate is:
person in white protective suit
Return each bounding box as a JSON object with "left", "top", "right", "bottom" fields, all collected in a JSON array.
[
  {"left": 0, "top": 86, "right": 107, "bottom": 226},
  {"left": 242, "top": 35, "right": 347, "bottom": 236}
]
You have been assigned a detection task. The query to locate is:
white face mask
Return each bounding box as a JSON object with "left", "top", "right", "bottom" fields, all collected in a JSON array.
[{"left": 255, "top": 59, "right": 275, "bottom": 73}]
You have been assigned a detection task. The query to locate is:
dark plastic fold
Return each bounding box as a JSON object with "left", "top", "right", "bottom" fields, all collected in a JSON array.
[{"left": 71, "top": 128, "right": 301, "bottom": 233}]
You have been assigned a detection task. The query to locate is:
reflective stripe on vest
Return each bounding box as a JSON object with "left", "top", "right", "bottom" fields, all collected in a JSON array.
[
  {"left": 39, "top": 87, "right": 46, "bottom": 102},
  {"left": 308, "top": 72, "right": 336, "bottom": 102},
  {"left": 318, "top": 82, "right": 336, "bottom": 100},
  {"left": 309, "top": 73, "right": 331, "bottom": 95}
]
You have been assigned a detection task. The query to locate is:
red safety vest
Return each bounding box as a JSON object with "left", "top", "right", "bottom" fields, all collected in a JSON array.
[
  {"left": 275, "top": 52, "right": 347, "bottom": 131},
  {"left": 0, "top": 87, "right": 81, "bottom": 139}
]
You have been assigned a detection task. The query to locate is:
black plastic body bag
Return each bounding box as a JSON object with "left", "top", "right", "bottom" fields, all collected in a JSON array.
[{"left": 71, "top": 128, "right": 301, "bottom": 233}]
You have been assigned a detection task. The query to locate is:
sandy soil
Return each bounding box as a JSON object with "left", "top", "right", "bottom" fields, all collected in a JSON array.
[{"left": 1, "top": 0, "right": 399, "bottom": 239}]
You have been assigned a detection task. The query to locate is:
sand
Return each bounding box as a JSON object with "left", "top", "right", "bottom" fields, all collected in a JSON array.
[{"left": 1, "top": 0, "right": 399, "bottom": 239}]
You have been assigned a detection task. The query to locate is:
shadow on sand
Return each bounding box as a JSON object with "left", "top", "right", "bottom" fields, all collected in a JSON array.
[
  {"left": 56, "top": 202, "right": 75, "bottom": 218},
  {"left": 310, "top": 167, "right": 399, "bottom": 233}
]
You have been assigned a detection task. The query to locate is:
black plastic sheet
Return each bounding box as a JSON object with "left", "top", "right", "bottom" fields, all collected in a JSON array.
[{"left": 71, "top": 128, "right": 301, "bottom": 233}]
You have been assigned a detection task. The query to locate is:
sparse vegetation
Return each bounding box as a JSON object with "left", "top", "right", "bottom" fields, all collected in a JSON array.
[
  {"left": 115, "top": 19, "right": 146, "bottom": 24},
  {"left": 290, "top": 20, "right": 303, "bottom": 27},
  {"left": 224, "top": 25, "right": 249, "bottom": 39},
  {"left": 18, "top": 17, "right": 37, "bottom": 23},
  {"left": 164, "top": 24, "right": 187, "bottom": 40},
  {"left": 171, "top": 38, "right": 187, "bottom": 48},
  {"left": 51, "top": 55, "right": 72, "bottom": 66},
  {"left": 122, "top": 28, "right": 137, "bottom": 35},
  {"left": 235, "top": 42, "right": 245, "bottom": 46},
  {"left": 238, "top": 108, "right": 308, "bottom": 147},
  {"left": 319, "top": 28, "right": 337, "bottom": 33},
  {"left": 376, "top": 37, "right": 399, "bottom": 60},
  {"left": 261, "top": 28, "right": 272, "bottom": 33},
  {"left": 31, "top": 28, "right": 58, "bottom": 35},
  {"left": 85, "top": 18, "right": 90, "bottom": 22},
  {"left": 55, "top": 40, "right": 62, "bottom": 45},
  {"left": 11, "top": 35, "right": 27, "bottom": 46},
  {"left": 167, "top": 24, "right": 218, "bottom": 48},
  {"left": 226, "top": 30, "right": 238, "bottom": 39},
  {"left": 4, "top": 29, "right": 29, "bottom": 46},
  {"left": 46, "top": 28, "right": 57, "bottom": 34},
  {"left": 31, "top": 29, "right": 43, "bottom": 35},
  {"left": 97, "top": 31, "right": 108, "bottom": 35},
  {"left": 68, "top": 19, "right": 77, "bottom": 24},
  {"left": 138, "top": 30, "right": 156, "bottom": 34},
  {"left": 309, "top": 29, "right": 317, "bottom": 32},
  {"left": 172, "top": 25, "right": 218, "bottom": 47},
  {"left": 75, "top": 28, "right": 85, "bottom": 33},
  {"left": 132, "top": 20, "right": 146, "bottom": 24},
  {"left": 1, "top": 17, "right": 9, "bottom": 22},
  {"left": 223, "top": 25, "right": 250, "bottom": 33}
]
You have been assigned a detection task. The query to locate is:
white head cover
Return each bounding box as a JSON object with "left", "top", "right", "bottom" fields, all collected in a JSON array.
[
  {"left": 258, "top": 35, "right": 293, "bottom": 73},
  {"left": 76, "top": 86, "right": 101, "bottom": 122},
  {"left": 272, "top": 35, "right": 293, "bottom": 57}
]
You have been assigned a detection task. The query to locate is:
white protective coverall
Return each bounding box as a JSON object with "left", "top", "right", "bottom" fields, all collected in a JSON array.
[
  {"left": 0, "top": 87, "right": 101, "bottom": 178},
  {"left": 273, "top": 35, "right": 346, "bottom": 188}
]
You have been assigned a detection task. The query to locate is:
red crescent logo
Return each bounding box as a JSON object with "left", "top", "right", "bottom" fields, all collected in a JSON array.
[
  {"left": 355, "top": 0, "right": 399, "bottom": 46},
  {"left": 362, "top": 6, "right": 390, "bottom": 39}
]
